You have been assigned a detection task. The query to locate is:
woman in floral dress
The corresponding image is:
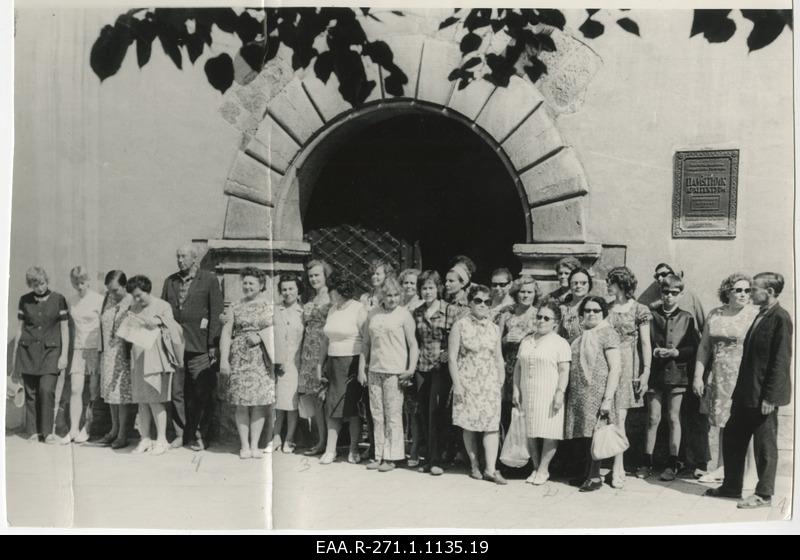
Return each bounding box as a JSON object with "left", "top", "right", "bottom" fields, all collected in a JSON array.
[
  {"left": 448, "top": 284, "right": 506, "bottom": 484},
  {"left": 220, "top": 267, "right": 275, "bottom": 459},
  {"left": 496, "top": 275, "right": 540, "bottom": 437},
  {"left": 297, "top": 259, "right": 332, "bottom": 456},
  {"left": 559, "top": 268, "right": 593, "bottom": 343},
  {"left": 564, "top": 296, "right": 622, "bottom": 492},
  {"left": 99, "top": 270, "right": 134, "bottom": 449},
  {"left": 606, "top": 266, "right": 652, "bottom": 488},
  {"left": 693, "top": 273, "right": 759, "bottom": 483}
]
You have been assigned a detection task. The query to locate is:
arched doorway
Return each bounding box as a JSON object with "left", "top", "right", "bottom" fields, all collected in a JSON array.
[{"left": 302, "top": 111, "right": 527, "bottom": 291}]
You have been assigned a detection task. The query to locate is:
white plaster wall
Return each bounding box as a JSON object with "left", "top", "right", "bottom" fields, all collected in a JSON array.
[
  {"left": 10, "top": 8, "right": 240, "bottom": 330},
  {"left": 557, "top": 10, "right": 794, "bottom": 314}
]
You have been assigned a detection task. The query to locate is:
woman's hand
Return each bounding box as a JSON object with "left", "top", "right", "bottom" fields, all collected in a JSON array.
[
  {"left": 600, "top": 396, "right": 613, "bottom": 414},
  {"left": 636, "top": 374, "right": 650, "bottom": 396},
  {"left": 399, "top": 370, "right": 414, "bottom": 384},
  {"left": 245, "top": 333, "right": 261, "bottom": 347},
  {"left": 358, "top": 369, "right": 367, "bottom": 386},
  {"left": 512, "top": 385, "right": 521, "bottom": 408},
  {"left": 692, "top": 378, "right": 705, "bottom": 398},
  {"left": 219, "top": 360, "right": 231, "bottom": 376},
  {"left": 274, "top": 364, "right": 285, "bottom": 377},
  {"left": 552, "top": 389, "right": 564, "bottom": 412},
  {"left": 57, "top": 354, "right": 68, "bottom": 371}
]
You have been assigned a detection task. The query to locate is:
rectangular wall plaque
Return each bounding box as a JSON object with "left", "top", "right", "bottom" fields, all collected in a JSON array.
[{"left": 672, "top": 149, "right": 739, "bottom": 238}]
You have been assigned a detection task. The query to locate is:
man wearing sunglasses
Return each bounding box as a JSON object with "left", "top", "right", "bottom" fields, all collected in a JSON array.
[
  {"left": 638, "top": 263, "right": 706, "bottom": 334},
  {"left": 706, "top": 272, "right": 792, "bottom": 509}
]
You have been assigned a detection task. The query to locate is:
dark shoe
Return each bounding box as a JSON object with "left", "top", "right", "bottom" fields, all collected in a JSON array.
[
  {"left": 737, "top": 494, "right": 771, "bottom": 509},
  {"left": 579, "top": 479, "right": 603, "bottom": 493},
  {"left": 635, "top": 466, "right": 653, "bottom": 479},
  {"left": 110, "top": 437, "right": 129, "bottom": 450},
  {"left": 704, "top": 487, "right": 743, "bottom": 499},
  {"left": 568, "top": 477, "right": 585, "bottom": 487},
  {"left": 659, "top": 467, "right": 677, "bottom": 481},
  {"left": 483, "top": 471, "right": 508, "bottom": 485},
  {"left": 304, "top": 444, "right": 324, "bottom": 456}
]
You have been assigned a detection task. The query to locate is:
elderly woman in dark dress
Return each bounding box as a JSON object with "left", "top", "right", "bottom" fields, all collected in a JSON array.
[
  {"left": 564, "top": 296, "right": 622, "bottom": 492},
  {"left": 12, "top": 266, "right": 70, "bottom": 444},
  {"left": 546, "top": 257, "right": 582, "bottom": 304}
]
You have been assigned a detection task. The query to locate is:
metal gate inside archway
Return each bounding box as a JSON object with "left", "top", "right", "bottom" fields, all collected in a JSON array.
[{"left": 301, "top": 111, "right": 527, "bottom": 286}]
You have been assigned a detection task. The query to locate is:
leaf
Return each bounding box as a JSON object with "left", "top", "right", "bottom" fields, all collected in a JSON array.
[
  {"left": 535, "top": 32, "right": 556, "bottom": 52},
  {"left": 362, "top": 40, "right": 394, "bottom": 67},
  {"left": 536, "top": 9, "right": 566, "bottom": 30},
  {"left": 135, "top": 19, "right": 156, "bottom": 68},
  {"left": 616, "top": 17, "right": 640, "bottom": 36},
  {"left": 458, "top": 76, "right": 472, "bottom": 90},
  {"left": 208, "top": 8, "right": 239, "bottom": 34},
  {"left": 185, "top": 32, "right": 205, "bottom": 64},
  {"left": 490, "top": 19, "right": 506, "bottom": 32},
  {"left": 586, "top": 9, "right": 600, "bottom": 17},
  {"left": 463, "top": 56, "right": 481, "bottom": 69},
  {"left": 314, "top": 51, "right": 335, "bottom": 83},
  {"left": 484, "top": 52, "right": 514, "bottom": 87},
  {"left": 460, "top": 32, "right": 482, "bottom": 55},
  {"left": 579, "top": 18, "right": 605, "bottom": 39},
  {"left": 157, "top": 25, "right": 183, "bottom": 69},
  {"left": 236, "top": 10, "right": 263, "bottom": 44},
  {"left": 523, "top": 57, "right": 548, "bottom": 83},
  {"left": 524, "top": 9, "right": 539, "bottom": 26},
  {"left": 438, "top": 16, "right": 460, "bottom": 30},
  {"left": 90, "top": 23, "right": 133, "bottom": 81},
  {"left": 384, "top": 70, "right": 407, "bottom": 97},
  {"left": 741, "top": 10, "right": 789, "bottom": 51},
  {"left": 204, "top": 53, "right": 233, "bottom": 93},
  {"left": 291, "top": 45, "right": 318, "bottom": 70},
  {"left": 690, "top": 10, "right": 736, "bottom": 43},
  {"left": 333, "top": 50, "right": 371, "bottom": 106},
  {"left": 464, "top": 9, "right": 491, "bottom": 31},
  {"left": 240, "top": 40, "right": 267, "bottom": 72}
]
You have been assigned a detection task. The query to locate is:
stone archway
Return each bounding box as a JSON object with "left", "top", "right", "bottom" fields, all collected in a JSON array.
[{"left": 208, "top": 35, "right": 612, "bottom": 299}]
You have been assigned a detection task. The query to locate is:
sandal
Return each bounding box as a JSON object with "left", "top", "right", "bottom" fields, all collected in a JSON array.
[
  {"left": 251, "top": 449, "right": 265, "bottom": 459},
  {"left": 611, "top": 473, "right": 626, "bottom": 489},
  {"left": 239, "top": 448, "right": 252, "bottom": 460},
  {"left": 150, "top": 442, "right": 168, "bottom": 456},
  {"left": 347, "top": 451, "right": 361, "bottom": 464},
  {"left": 469, "top": 467, "right": 483, "bottom": 481},
  {"left": 110, "top": 437, "right": 129, "bottom": 450},
  {"left": 407, "top": 458, "right": 419, "bottom": 468},
  {"left": 98, "top": 432, "right": 117, "bottom": 446},
  {"left": 282, "top": 441, "right": 296, "bottom": 454},
  {"left": 319, "top": 452, "right": 336, "bottom": 465}
]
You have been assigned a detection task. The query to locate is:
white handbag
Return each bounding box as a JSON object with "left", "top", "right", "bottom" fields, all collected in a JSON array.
[{"left": 591, "top": 413, "right": 629, "bottom": 461}]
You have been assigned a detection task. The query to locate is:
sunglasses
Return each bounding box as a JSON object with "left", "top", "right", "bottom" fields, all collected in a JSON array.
[
  {"left": 491, "top": 282, "right": 510, "bottom": 288},
  {"left": 535, "top": 314, "right": 554, "bottom": 322},
  {"left": 582, "top": 308, "right": 603, "bottom": 314},
  {"left": 661, "top": 289, "right": 682, "bottom": 296},
  {"left": 471, "top": 297, "right": 490, "bottom": 306},
  {"left": 732, "top": 288, "right": 751, "bottom": 294}
]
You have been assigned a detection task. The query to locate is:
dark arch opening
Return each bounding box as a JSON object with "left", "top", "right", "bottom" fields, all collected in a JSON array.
[{"left": 303, "top": 111, "right": 527, "bottom": 285}]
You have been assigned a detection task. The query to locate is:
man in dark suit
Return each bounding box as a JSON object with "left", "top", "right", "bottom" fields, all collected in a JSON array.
[
  {"left": 162, "top": 244, "right": 223, "bottom": 451},
  {"left": 706, "top": 272, "right": 793, "bottom": 509}
]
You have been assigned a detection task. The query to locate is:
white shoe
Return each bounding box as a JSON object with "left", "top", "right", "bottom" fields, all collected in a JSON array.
[{"left": 698, "top": 466, "right": 725, "bottom": 484}]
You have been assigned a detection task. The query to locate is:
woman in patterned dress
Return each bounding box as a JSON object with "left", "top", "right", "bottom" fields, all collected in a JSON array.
[
  {"left": 559, "top": 268, "right": 593, "bottom": 344},
  {"left": 606, "top": 266, "right": 652, "bottom": 489},
  {"left": 273, "top": 273, "right": 304, "bottom": 453},
  {"left": 513, "top": 300, "right": 571, "bottom": 485},
  {"left": 693, "top": 274, "right": 759, "bottom": 483},
  {"left": 219, "top": 267, "right": 275, "bottom": 459},
  {"left": 297, "top": 259, "right": 332, "bottom": 456},
  {"left": 99, "top": 270, "right": 134, "bottom": 449},
  {"left": 496, "top": 275, "right": 540, "bottom": 437},
  {"left": 448, "top": 284, "right": 507, "bottom": 484},
  {"left": 564, "top": 296, "right": 622, "bottom": 492},
  {"left": 398, "top": 267, "right": 423, "bottom": 466}
]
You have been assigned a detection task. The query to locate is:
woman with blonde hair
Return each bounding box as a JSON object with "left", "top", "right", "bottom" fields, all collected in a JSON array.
[{"left": 64, "top": 266, "right": 104, "bottom": 444}]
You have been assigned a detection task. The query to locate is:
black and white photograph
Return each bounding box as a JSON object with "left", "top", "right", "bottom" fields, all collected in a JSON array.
[{"left": 1, "top": 1, "right": 797, "bottom": 532}]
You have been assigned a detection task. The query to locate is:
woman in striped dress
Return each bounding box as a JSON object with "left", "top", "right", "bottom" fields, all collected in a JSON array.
[{"left": 513, "top": 300, "right": 571, "bottom": 485}]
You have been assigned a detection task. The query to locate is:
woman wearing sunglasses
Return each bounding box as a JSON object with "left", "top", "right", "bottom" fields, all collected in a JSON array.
[
  {"left": 693, "top": 274, "right": 759, "bottom": 484},
  {"left": 512, "top": 300, "right": 571, "bottom": 485},
  {"left": 559, "top": 267, "right": 593, "bottom": 344},
  {"left": 564, "top": 296, "right": 622, "bottom": 492},
  {"left": 449, "top": 284, "right": 507, "bottom": 484}
]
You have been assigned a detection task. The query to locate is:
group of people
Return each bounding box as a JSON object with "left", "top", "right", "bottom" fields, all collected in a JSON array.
[{"left": 11, "top": 248, "right": 792, "bottom": 510}]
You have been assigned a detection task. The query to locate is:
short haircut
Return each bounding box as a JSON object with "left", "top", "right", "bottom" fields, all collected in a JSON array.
[
  {"left": 510, "top": 274, "right": 541, "bottom": 304},
  {"left": 606, "top": 266, "right": 638, "bottom": 299},
  {"left": 660, "top": 274, "right": 684, "bottom": 292},
  {"left": 578, "top": 295, "right": 609, "bottom": 318},
  {"left": 655, "top": 263, "right": 675, "bottom": 274},
  {"left": 369, "top": 258, "right": 396, "bottom": 279},
  {"left": 306, "top": 259, "right": 333, "bottom": 284},
  {"left": 718, "top": 273, "right": 751, "bottom": 304},
  {"left": 467, "top": 283, "right": 491, "bottom": 302},
  {"left": 328, "top": 270, "right": 356, "bottom": 301},
  {"left": 568, "top": 267, "right": 594, "bottom": 293},
  {"left": 25, "top": 266, "right": 48, "bottom": 287},
  {"left": 554, "top": 257, "right": 581, "bottom": 274},
  {"left": 70, "top": 266, "right": 91, "bottom": 286},
  {"left": 538, "top": 299, "right": 563, "bottom": 323},
  {"left": 490, "top": 267, "right": 512, "bottom": 282},
  {"left": 754, "top": 272, "right": 785, "bottom": 297},
  {"left": 104, "top": 270, "right": 127, "bottom": 288},
  {"left": 278, "top": 273, "right": 303, "bottom": 298},
  {"left": 399, "top": 268, "right": 421, "bottom": 284},
  {"left": 126, "top": 275, "right": 152, "bottom": 294},
  {"left": 378, "top": 276, "right": 402, "bottom": 305},
  {"left": 418, "top": 270, "right": 443, "bottom": 298},
  {"left": 240, "top": 266, "right": 265, "bottom": 288}
]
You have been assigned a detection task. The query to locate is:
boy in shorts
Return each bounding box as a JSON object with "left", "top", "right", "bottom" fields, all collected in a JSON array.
[{"left": 637, "top": 274, "right": 699, "bottom": 481}]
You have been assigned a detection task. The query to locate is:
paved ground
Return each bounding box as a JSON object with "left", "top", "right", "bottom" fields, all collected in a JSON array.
[
  {"left": 272, "top": 448, "right": 793, "bottom": 530},
  {"left": 4, "top": 431, "right": 794, "bottom": 531},
  {"left": 4, "top": 433, "right": 270, "bottom": 529}
]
